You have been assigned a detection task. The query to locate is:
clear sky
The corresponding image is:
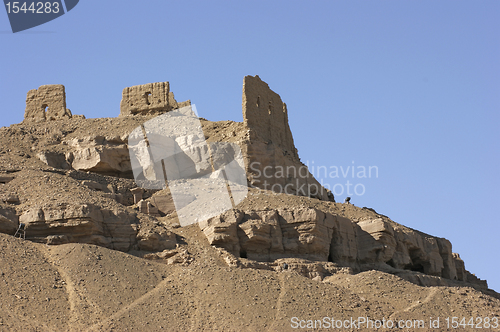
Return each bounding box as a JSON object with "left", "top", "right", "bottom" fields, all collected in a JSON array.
[{"left": 1, "top": 1, "right": 499, "bottom": 291}]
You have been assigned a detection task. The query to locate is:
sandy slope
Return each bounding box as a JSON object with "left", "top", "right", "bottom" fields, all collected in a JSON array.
[{"left": 1, "top": 227, "right": 499, "bottom": 331}]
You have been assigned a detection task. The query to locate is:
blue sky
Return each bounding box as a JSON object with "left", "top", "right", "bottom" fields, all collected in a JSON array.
[{"left": 1, "top": 1, "right": 499, "bottom": 291}]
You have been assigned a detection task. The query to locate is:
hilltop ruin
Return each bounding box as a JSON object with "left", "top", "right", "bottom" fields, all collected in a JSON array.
[{"left": 0, "top": 76, "right": 491, "bottom": 294}]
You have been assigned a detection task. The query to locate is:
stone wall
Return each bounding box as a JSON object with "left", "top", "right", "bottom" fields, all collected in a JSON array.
[
  {"left": 119, "top": 82, "right": 190, "bottom": 116},
  {"left": 24, "top": 84, "right": 72, "bottom": 122}
]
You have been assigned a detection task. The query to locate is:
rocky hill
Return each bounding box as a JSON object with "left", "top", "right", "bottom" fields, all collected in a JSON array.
[{"left": 0, "top": 76, "right": 498, "bottom": 331}]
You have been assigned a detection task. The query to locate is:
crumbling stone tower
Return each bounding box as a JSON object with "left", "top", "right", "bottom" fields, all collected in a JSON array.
[
  {"left": 241, "top": 75, "right": 331, "bottom": 201},
  {"left": 24, "top": 84, "right": 72, "bottom": 122},
  {"left": 119, "top": 82, "right": 190, "bottom": 116},
  {"left": 242, "top": 75, "right": 298, "bottom": 161}
]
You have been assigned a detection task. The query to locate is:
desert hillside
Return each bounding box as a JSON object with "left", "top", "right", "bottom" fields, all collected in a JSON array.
[{"left": 0, "top": 77, "right": 498, "bottom": 331}]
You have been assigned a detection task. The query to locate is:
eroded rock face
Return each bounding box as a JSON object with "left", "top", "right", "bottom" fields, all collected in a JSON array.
[
  {"left": 278, "top": 208, "right": 334, "bottom": 261},
  {"left": 68, "top": 136, "right": 132, "bottom": 177},
  {"left": 217, "top": 249, "right": 352, "bottom": 280},
  {"left": 241, "top": 76, "right": 332, "bottom": 201},
  {"left": 389, "top": 226, "right": 453, "bottom": 278},
  {"left": 119, "top": 82, "right": 190, "bottom": 116},
  {"left": 200, "top": 208, "right": 336, "bottom": 262},
  {"left": 35, "top": 136, "right": 132, "bottom": 177},
  {"left": 199, "top": 207, "right": 468, "bottom": 282},
  {"left": 330, "top": 216, "right": 358, "bottom": 266},
  {"left": 19, "top": 204, "right": 138, "bottom": 251},
  {"left": 357, "top": 218, "right": 396, "bottom": 264},
  {"left": 199, "top": 209, "right": 242, "bottom": 257},
  {"left": 0, "top": 204, "right": 18, "bottom": 235},
  {"left": 453, "top": 253, "right": 466, "bottom": 281},
  {"left": 24, "top": 85, "right": 72, "bottom": 122}
]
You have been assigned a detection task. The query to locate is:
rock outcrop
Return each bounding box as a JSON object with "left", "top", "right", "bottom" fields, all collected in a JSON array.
[
  {"left": 119, "top": 82, "right": 190, "bottom": 116},
  {"left": 24, "top": 84, "right": 72, "bottom": 122},
  {"left": 0, "top": 203, "right": 18, "bottom": 235},
  {"left": 36, "top": 135, "right": 133, "bottom": 177},
  {"left": 68, "top": 136, "right": 132, "bottom": 177},
  {"left": 135, "top": 217, "right": 177, "bottom": 252},
  {"left": 199, "top": 207, "right": 474, "bottom": 284},
  {"left": 200, "top": 208, "right": 338, "bottom": 262},
  {"left": 241, "top": 76, "right": 332, "bottom": 201},
  {"left": 18, "top": 203, "right": 138, "bottom": 251}
]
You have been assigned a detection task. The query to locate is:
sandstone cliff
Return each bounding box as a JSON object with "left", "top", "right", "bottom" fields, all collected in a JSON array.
[{"left": 198, "top": 200, "right": 481, "bottom": 288}]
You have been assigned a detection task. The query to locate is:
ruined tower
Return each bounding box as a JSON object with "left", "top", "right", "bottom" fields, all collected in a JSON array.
[{"left": 24, "top": 84, "right": 72, "bottom": 122}]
